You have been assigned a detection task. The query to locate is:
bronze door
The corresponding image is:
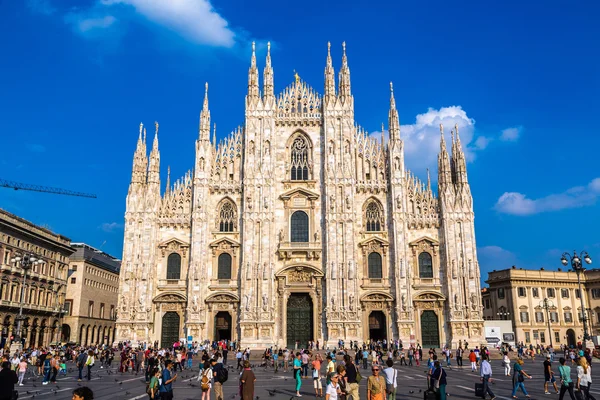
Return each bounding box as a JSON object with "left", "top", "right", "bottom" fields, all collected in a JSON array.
[
  {"left": 287, "top": 294, "right": 313, "bottom": 349},
  {"left": 420, "top": 310, "right": 440, "bottom": 348},
  {"left": 161, "top": 312, "right": 180, "bottom": 348}
]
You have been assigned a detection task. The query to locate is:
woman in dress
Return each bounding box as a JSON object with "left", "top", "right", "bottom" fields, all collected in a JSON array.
[
  {"left": 367, "top": 364, "right": 387, "bottom": 400},
  {"left": 240, "top": 361, "right": 256, "bottom": 400}
]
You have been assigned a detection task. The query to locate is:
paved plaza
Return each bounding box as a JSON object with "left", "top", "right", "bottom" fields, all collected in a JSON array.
[{"left": 13, "top": 353, "right": 600, "bottom": 400}]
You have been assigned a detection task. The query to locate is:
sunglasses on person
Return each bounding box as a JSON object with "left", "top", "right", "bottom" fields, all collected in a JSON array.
[{"left": 372, "top": 368, "right": 379, "bottom": 372}]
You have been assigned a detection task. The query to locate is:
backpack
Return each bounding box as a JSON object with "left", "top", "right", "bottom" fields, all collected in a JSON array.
[
  {"left": 201, "top": 371, "right": 210, "bottom": 391},
  {"left": 216, "top": 366, "right": 228, "bottom": 383}
]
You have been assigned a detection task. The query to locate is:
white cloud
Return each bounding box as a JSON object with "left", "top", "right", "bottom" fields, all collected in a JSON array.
[
  {"left": 500, "top": 126, "right": 522, "bottom": 142},
  {"left": 478, "top": 245, "right": 519, "bottom": 272},
  {"left": 474, "top": 136, "right": 491, "bottom": 150},
  {"left": 101, "top": 0, "right": 235, "bottom": 47},
  {"left": 77, "top": 15, "right": 117, "bottom": 32},
  {"left": 495, "top": 177, "right": 600, "bottom": 216},
  {"left": 99, "top": 222, "right": 123, "bottom": 232}
]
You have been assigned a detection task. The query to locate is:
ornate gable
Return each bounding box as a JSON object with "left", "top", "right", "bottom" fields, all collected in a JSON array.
[
  {"left": 208, "top": 237, "right": 240, "bottom": 255},
  {"left": 276, "top": 79, "right": 322, "bottom": 126},
  {"left": 408, "top": 236, "right": 439, "bottom": 257},
  {"left": 279, "top": 187, "right": 320, "bottom": 201},
  {"left": 358, "top": 236, "right": 389, "bottom": 256},
  {"left": 158, "top": 238, "right": 190, "bottom": 257}
]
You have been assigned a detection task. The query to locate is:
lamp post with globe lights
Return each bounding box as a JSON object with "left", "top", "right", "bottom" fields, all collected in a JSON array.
[
  {"left": 540, "top": 298, "right": 555, "bottom": 347},
  {"left": 561, "top": 250, "right": 593, "bottom": 347},
  {"left": 10, "top": 253, "right": 44, "bottom": 351}
]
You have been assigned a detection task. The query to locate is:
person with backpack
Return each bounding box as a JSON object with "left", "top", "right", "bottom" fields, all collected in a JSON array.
[
  {"left": 160, "top": 360, "right": 177, "bottom": 400},
  {"left": 211, "top": 357, "right": 228, "bottom": 400},
  {"left": 147, "top": 368, "right": 160, "bottom": 400},
  {"left": 199, "top": 361, "right": 212, "bottom": 400}
]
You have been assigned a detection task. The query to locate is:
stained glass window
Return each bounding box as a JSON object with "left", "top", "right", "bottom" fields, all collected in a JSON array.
[{"left": 290, "top": 136, "right": 309, "bottom": 180}]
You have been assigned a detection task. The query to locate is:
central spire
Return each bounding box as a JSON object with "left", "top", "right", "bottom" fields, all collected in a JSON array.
[
  {"left": 199, "top": 82, "right": 210, "bottom": 141},
  {"left": 338, "top": 42, "right": 351, "bottom": 99},
  {"left": 388, "top": 82, "right": 400, "bottom": 141},
  {"left": 263, "top": 41, "right": 274, "bottom": 102}
]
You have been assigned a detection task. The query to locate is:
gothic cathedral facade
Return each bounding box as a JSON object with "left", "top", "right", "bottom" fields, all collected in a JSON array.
[{"left": 115, "top": 43, "right": 485, "bottom": 349}]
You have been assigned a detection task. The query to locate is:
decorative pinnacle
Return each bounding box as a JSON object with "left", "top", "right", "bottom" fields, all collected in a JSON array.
[
  {"left": 203, "top": 82, "right": 209, "bottom": 110},
  {"left": 139, "top": 122, "right": 143, "bottom": 139},
  {"left": 265, "top": 41, "right": 272, "bottom": 67},
  {"left": 439, "top": 123, "right": 444, "bottom": 135},
  {"left": 213, "top": 123, "right": 216, "bottom": 144},
  {"left": 251, "top": 41, "right": 256, "bottom": 67},
  {"left": 154, "top": 121, "right": 159, "bottom": 135}
]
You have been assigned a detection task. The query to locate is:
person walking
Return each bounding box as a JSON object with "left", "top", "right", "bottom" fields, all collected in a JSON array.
[
  {"left": 312, "top": 354, "right": 323, "bottom": 398},
  {"left": 17, "top": 358, "right": 27, "bottom": 386},
  {"left": 325, "top": 373, "right": 341, "bottom": 400},
  {"left": 343, "top": 354, "right": 360, "bottom": 400},
  {"left": 558, "top": 357, "right": 576, "bottom": 400},
  {"left": 0, "top": 361, "right": 17, "bottom": 400},
  {"left": 503, "top": 352, "right": 511, "bottom": 376},
  {"left": 367, "top": 364, "right": 387, "bottom": 400},
  {"left": 431, "top": 361, "right": 447, "bottom": 400},
  {"left": 211, "top": 358, "right": 225, "bottom": 400},
  {"left": 479, "top": 354, "right": 496, "bottom": 400},
  {"left": 159, "top": 360, "right": 177, "bottom": 400},
  {"left": 577, "top": 357, "right": 595, "bottom": 400},
  {"left": 511, "top": 359, "right": 532, "bottom": 399},
  {"left": 383, "top": 359, "right": 397, "bottom": 400},
  {"left": 544, "top": 354, "right": 559, "bottom": 394},
  {"left": 469, "top": 350, "right": 477, "bottom": 372},
  {"left": 85, "top": 350, "right": 95, "bottom": 381},
  {"left": 240, "top": 361, "right": 256, "bottom": 400},
  {"left": 294, "top": 352, "right": 303, "bottom": 397},
  {"left": 456, "top": 347, "right": 463, "bottom": 368},
  {"left": 76, "top": 351, "right": 87, "bottom": 382}
]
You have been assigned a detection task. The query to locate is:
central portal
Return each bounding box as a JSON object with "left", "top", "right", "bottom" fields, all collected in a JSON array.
[
  {"left": 369, "top": 311, "right": 387, "bottom": 341},
  {"left": 286, "top": 293, "right": 313, "bottom": 349},
  {"left": 215, "top": 312, "right": 232, "bottom": 341},
  {"left": 161, "top": 312, "right": 180, "bottom": 348},
  {"left": 420, "top": 310, "right": 440, "bottom": 348}
]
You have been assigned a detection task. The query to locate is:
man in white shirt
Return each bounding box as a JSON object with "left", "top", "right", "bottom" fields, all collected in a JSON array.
[
  {"left": 479, "top": 354, "right": 496, "bottom": 400},
  {"left": 325, "top": 373, "right": 341, "bottom": 400},
  {"left": 383, "top": 359, "right": 397, "bottom": 400}
]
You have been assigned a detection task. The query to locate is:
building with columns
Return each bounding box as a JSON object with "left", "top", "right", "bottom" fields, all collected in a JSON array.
[
  {"left": 116, "top": 42, "right": 485, "bottom": 348},
  {"left": 63, "top": 243, "right": 120, "bottom": 346},
  {"left": 484, "top": 266, "right": 600, "bottom": 347},
  {"left": 0, "top": 209, "right": 73, "bottom": 348}
]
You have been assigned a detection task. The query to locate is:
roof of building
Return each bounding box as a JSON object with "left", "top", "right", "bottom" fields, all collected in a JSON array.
[
  {"left": 69, "top": 242, "right": 121, "bottom": 274},
  {"left": 0, "top": 208, "right": 73, "bottom": 250}
]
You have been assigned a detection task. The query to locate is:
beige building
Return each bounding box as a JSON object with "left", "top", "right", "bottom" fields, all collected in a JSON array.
[
  {"left": 484, "top": 266, "right": 600, "bottom": 347},
  {"left": 63, "top": 243, "right": 120, "bottom": 345},
  {"left": 0, "top": 208, "right": 73, "bottom": 348},
  {"left": 116, "top": 42, "right": 485, "bottom": 349}
]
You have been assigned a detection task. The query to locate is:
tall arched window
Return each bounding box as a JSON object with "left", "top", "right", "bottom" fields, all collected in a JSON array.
[
  {"left": 365, "top": 201, "right": 384, "bottom": 232},
  {"left": 217, "top": 253, "right": 232, "bottom": 280},
  {"left": 218, "top": 200, "right": 236, "bottom": 232},
  {"left": 167, "top": 253, "right": 181, "bottom": 280},
  {"left": 368, "top": 252, "right": 383, "bottom": 279},
  {"left": 290, "top": 136, "right": 309, "bottom": 180},
  {"left": 290, "top": 211, "right": 309, "bottom": 242},
  {"left": 418, "top": 252, "right": 433, "bottom": 278}
]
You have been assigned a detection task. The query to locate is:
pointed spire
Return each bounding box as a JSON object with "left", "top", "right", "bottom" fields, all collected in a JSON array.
[
  {"left": 381, "top": 123, "right": 385, "bottom": 146},
  {"left": 247, "top": 41, "right": 259, "bottom": 102},
  {"left": 131, "top": 123, "right": 148, "bottom": 185},
  {"left": 438, "top": 123, "right": 452, "bottom": 188},
  {"left": 147, "top": 121, "right": 160, "bottom": 185},
  {"left": 338, "top": 42, "right": 351, "bottom": 99},
  {"left": 427, "top": 168, "right": 431, "bottom": 192},
  {"left": 165, "top": 166, "right": 171, "bottom": 195},
  {"left": 199, "top": 82, "right": 210, "bottom": 141},
  {"left": 212, "top": 123, "right": 217, "bottom": 145},
  {"left": 453, "top": 123, "right": 469, "bottom": 186},
  {"left": 324, "top": 41, "right": 336, "bottom": 100},
  {"left": 388, "top": 82, "right": 400, "bottom": 141},
  {"left": 263, "top": 41, "right": 274, "bottom": 101}
]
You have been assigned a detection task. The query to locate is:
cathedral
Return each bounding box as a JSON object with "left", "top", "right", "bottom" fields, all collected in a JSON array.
[{"left": 115, "top": 42, "right": 485, "bottom": 349}]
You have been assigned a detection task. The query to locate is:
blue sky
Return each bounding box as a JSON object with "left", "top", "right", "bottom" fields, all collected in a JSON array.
[{"left": 1, "top": 0, "right": 598, "bottom": 284}]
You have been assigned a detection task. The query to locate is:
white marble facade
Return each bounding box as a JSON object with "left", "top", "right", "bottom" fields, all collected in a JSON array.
[{"left": 115, "top": 42, "right": 485, "bottom": 349}]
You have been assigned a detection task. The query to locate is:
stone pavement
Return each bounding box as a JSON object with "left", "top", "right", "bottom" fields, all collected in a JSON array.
[{"left": 13, "top": 353, "right": 600, "bottom": 400}]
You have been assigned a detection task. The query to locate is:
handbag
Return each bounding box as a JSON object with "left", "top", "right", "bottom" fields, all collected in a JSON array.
[
  {"left": 355, "top": 364, "right": 362, "bottom": 384},
  {"left": 518, "top": 372, "right": 525, "bottom": 382}
]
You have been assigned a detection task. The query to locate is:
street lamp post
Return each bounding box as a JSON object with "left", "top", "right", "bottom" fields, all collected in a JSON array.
[
  {"left": 540, "top": 298, "right": 554, "bottom": 347},
  {"left": 9, "top": 253, "right": 44, "bottom": 352},
  {"left": 562, "top": 250, "right": 593, "bottom": 348}
]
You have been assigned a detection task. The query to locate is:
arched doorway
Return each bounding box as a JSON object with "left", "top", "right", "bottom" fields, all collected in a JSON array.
[
  {"left": 369, "top": 311, "right": 387, "bottom": 341},
  {"left": 566, "top": 329, "right": 576, "bottom": 348},
  {"left": 287, "top": 293, "right": 313, "bottom": 349},
  {"left": 161, "top": 312, "right": 180, "bottom": 348},
  {"left": 62, "top": 325, "right": 71, "bottom": 343},
  {"left": 214, "top": 312, "right": 232, "bottom": 341},
  {"left": 420, "top": 310, "right": 440, "bottom": 348}
]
